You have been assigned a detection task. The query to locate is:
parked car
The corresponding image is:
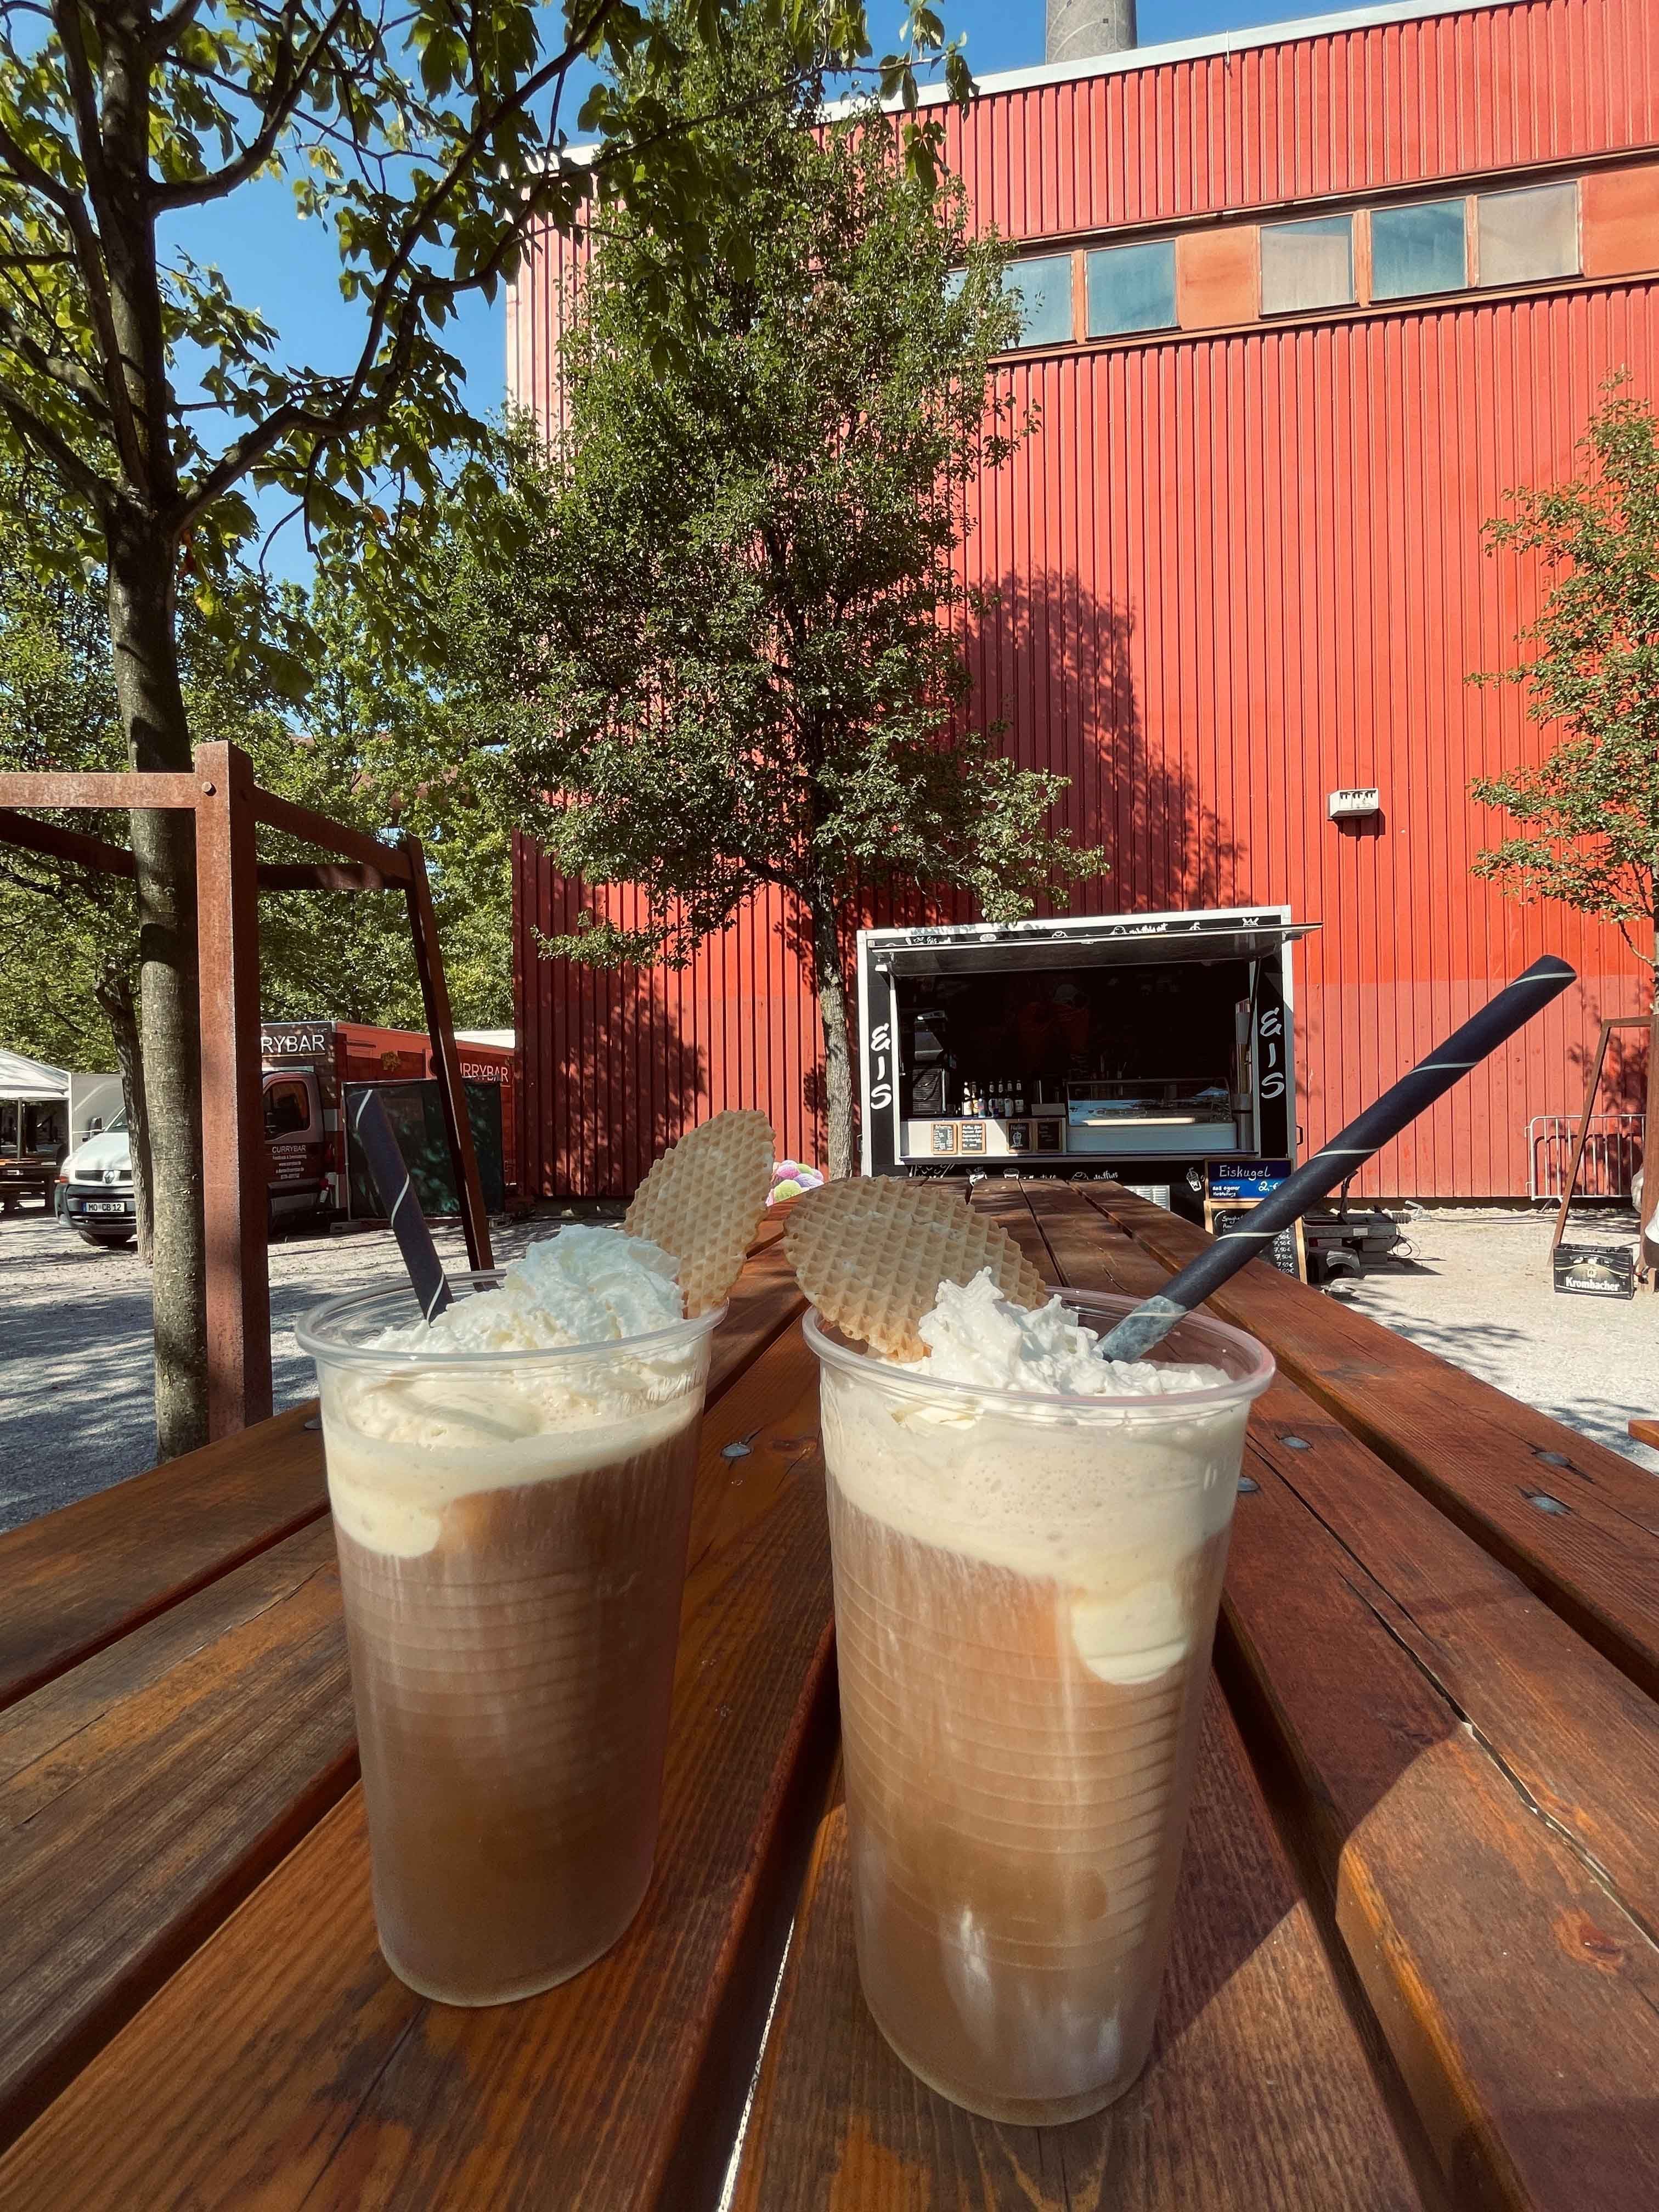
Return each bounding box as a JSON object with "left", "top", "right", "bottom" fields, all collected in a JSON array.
[
  {"left": 57, "top": 1072, "right": 333, "bottom": 1251},
  {"left": 59, "top": 1112, "right": 137, "bottom": 1247}
]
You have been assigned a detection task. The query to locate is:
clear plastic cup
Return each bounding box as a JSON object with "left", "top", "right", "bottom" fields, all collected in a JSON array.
[
  {"left": 805, "top": 1289, "right": 1273, "bottom": 2121},
  {"left": 298, "top": 1271, "right": 721, "bottom": 2005}
]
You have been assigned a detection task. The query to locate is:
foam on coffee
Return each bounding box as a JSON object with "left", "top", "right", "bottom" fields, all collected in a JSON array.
[
  {"left": 821, "top": 1271, "right": 1246, "bottom": 1685},
  {"left": 324, "top": 1226, "right": 707, "bottom": 1556}
]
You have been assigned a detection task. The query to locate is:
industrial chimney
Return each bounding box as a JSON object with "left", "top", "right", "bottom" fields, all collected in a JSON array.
[{"left": 1045, "top": 0, "right": 1136, "bottom": 67}]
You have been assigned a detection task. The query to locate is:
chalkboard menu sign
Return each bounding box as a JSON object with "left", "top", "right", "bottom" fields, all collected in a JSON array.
[{"left": 1204, "top": 1198, "right": 1306, "bottom": 1282}]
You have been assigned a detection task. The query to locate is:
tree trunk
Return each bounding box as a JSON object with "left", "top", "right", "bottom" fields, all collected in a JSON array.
[
  {"left": 94, "top": 957, "right": 154, "bottom": 1265},
  {"left": 108, "top": 501, "right": 208, "bottom": 1457},
  {"left": 811, "top": 896, "right": 856, "bottom": 1180}
]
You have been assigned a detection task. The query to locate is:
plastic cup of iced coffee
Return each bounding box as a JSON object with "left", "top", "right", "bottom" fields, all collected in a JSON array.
[
  {"left": 804, "top": 1273, "right": 1273, "bottom": 2123},
  {"left": 298, "top": 1227, "right": 720, "bottom": 2006}
]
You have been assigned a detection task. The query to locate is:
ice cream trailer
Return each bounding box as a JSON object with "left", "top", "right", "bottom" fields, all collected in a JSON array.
[{"left": 856, "top": 907, "right": 1318, "bottom": 1190}]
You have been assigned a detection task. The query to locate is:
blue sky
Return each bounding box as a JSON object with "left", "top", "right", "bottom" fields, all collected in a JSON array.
[{"left": 183, "top": 1, "right": 1386, "bottom": 577}]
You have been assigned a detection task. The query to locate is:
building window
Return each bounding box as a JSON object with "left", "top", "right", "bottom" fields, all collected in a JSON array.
[
  {"left": 1476, "top": 181, "right": 1580, "bottom": 287},
  {"left": 1370, "top": 199, "right": 1468, "bottom": 300},
  {"left": 1260, "top": 215, "right": 1355, "bottom": 314},
  {"left": 1006, "top": 255, "right": 1075, "bottom": 347},
  {"left": 1085, "top": 240, "right": 1177, "bottom": 336}
]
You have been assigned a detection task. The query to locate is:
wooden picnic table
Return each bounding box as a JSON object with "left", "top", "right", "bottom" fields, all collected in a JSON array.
[{"left": 3, "top": 1183, "right": 1657, "bottom": 2210}]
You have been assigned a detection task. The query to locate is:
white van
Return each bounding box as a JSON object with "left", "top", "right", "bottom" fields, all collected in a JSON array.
[{"left": 58, "top": 1111, "right": 137, "bottom": 1247}]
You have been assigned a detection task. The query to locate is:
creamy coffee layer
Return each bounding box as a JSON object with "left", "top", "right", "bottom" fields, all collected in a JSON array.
[
  {"left": 821, "top": 1271, "right": 1248, "bottom": 1686},
  {"left": 320, "top": 1225, "right": 706, "bottom": 1556}
]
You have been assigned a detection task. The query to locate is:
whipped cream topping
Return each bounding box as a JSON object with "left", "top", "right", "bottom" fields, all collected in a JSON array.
[
  {"left": 387, "top": 1224, "right": 685, "bottom": 1355},
  {"left": 820, "top": 1269, "right": 1255, "bottom": 1688},
  {"left": 317, "top": 1227, "right": 704, "bottom": 1556},
  {"left": 911, "top": 1270, "right": 1227, "bottom": 1398}
]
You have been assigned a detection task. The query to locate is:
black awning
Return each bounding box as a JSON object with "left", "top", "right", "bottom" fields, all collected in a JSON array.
[{"left": 873, "top": 918, "right": 1319, "bottom": 979}]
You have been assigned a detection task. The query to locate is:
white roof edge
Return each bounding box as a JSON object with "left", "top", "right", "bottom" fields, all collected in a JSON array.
[
  {"left": 859, "top": 904, "right": 1298, "bottom": 946},
  {"left": 891, "top": 0, "right": 1514, "bottom": 109},
  {"left": 552, "top": 4, "right": 1512, "bottom": 168}
]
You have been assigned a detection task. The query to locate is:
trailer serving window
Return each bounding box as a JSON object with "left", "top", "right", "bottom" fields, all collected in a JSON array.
[{"left": 856, "top": 909, "right": 1316, "bottom": 1181}]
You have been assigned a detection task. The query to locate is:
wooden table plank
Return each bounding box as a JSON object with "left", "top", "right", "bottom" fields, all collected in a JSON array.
[
  {"left": 0, "top": 1520, "right": 353, "bottom": 2152},
  {"left": 0, "top": 1246, "right": 806, "bottom": 2164},
  {"left": 1079, "top": 1183, "right": 1659, "bottom": 1701},
  {"left": 0, "top": 1233, "right": 804, "bottom": 1717},
  {"left": 708, "top": 1236, "right": 806, "bottom": 1400},
  {"left": 0, "top": 1316, "right": 837, "bottom": 2212},
  {"left": 1221, "top": 1462, "right": 1659, "bottom": 2210},
  {"left": 732, "top": 1683, "right": 1427, "bottom": 2211},
  {"left": 0, "top": 1403, "right": 328, "bottom": 1713},
  {"left": 1010, "top": 1180, "right": 1659, "bottom": 2210}
]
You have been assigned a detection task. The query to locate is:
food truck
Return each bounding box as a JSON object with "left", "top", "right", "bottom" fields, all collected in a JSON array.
[
  {"left": 856, "top": 907, "right": 1316, "bottom": 1200},
  {"left": 258, "top": 1022, "right": 520, "bottom": 1224}
]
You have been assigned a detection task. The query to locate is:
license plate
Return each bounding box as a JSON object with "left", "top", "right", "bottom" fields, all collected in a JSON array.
[{"left": 84, "top": 1200, "right": 128, "bottom": 1214}]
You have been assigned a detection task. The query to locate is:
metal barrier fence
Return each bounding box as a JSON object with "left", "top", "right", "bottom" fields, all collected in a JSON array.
[{"left": 1527, "top": 1113, "right": 1645, "bottom": 1201}]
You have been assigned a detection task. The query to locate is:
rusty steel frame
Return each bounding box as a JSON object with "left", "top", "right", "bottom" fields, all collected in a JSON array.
[{"left": 0, "top": 742, "right": 495, "bottom": 1439}]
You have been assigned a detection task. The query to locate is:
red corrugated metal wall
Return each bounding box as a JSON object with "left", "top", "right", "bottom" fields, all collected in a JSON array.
[
  {"left": 511, "top": 0, "right": 1657, "bottom": 1198},
  {"left": 940, "top": 0, "right": 1658, "bottom": 236}
]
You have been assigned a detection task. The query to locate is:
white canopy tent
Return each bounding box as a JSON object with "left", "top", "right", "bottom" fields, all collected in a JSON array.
[
  {"left": 0, "top": 1048, "right": 69, "bottom": 1103},
  {"left": 0, "top": 1052, "right": 121, "bottom": 1158}
]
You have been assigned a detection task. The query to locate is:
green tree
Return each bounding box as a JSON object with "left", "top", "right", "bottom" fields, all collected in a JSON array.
[
  {"left": 256, "top": 540, "right": 515, "bottom": 1032},
  {"left": 0, "top": 464, "right": 512, "bottom": 1252},
  {"left": 1470, "top": 376, "right": 1659, "bottom": 1244},
  {"left": 0, "top": 465, "right": 303, "bottom": 1254},
  {"left": 0, "top": 0, "right": 958, "bottom": 1456},
  {"left": 465, "top": 36, "right": 1100, "bottom": 1179}
]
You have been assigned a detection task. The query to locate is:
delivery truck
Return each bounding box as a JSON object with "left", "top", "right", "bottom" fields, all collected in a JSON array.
[
  {"left": 856, "top": 906, "right": 1315, "bottom": 1192},
  {"left": 259, "top": 1022, "right": 519, "bottom": 1226},
  {"left": 55, "top": 1023, "right": 518, "bottom": 1249}
]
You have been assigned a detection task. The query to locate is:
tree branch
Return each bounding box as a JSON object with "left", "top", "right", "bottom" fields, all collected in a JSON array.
[
  {"left": 0, "top": 290, "right": 112, "bottom": 412},
  {"left": 16, "top": 12, "right": 148, "bottom": 477},
  {"left": 150, "top": 0, "right": 357, "bottom": 211},
  {"left": 0, "top": 111, "right": 84, "bottom": 218},
  {"left": 145, "top": 0, "right": 207, "bottom": 52},
  {"left": 0, "top": 375, "right": 110, "bottom": 505},
  {"left": 163, "top": 2, "right": 835, "bottom": 541}
]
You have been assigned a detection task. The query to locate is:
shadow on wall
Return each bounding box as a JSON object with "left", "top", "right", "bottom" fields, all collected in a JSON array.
[
  {"left": 534, "top": 875, "right": 709, "bottom": 1199},
  {"left": 958, "top": 567, "right": 1246, "bottom": 921},
  {"left": 1566, "top": 995, "right": 1651, "bottom": 1117},
  {"left": 526, "top": 569, "right": 1252, "bottom": 1193}
]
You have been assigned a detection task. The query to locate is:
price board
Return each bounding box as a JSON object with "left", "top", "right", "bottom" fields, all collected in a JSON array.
[
  {"left": 1204, "top": 1197, "right": 1307, "bottom": 1282},
  {"left": 1205, "top": 1156, "right": 1292, "bottom": 1200}
]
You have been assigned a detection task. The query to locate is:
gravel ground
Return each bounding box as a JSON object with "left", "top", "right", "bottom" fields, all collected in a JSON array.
[
  {"left": 1339, "top": 1204, "right": 1659, "bottom": 1478},
  {"left": 2, "top": 1193, "right": 1653, "bottom": 1533},
  {"left": 0, "top": 1199, "right": 619, "bottom": 1532}
]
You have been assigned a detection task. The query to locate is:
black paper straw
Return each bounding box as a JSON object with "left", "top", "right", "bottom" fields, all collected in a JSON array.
[
  {"left": 351, "top": 1087, "right": 454, "bottom": 1324},
  {"left": 1099, "top": 955, "right": 1577, "bottom": 1362}
]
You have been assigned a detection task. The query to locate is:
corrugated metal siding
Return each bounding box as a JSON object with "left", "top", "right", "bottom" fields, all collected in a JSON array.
[
  {"left": 950, "top": 283, "right": 1654, "bottom": 1200},
  {"left": 513, "top": 848, "right": 826, "bottom": 1194},
  {"left": 510, "top": 0, "right": 1656, "bottom": 1199},
  {"left": 943, "top": 0, "right": 1658, "bottom": 236}
]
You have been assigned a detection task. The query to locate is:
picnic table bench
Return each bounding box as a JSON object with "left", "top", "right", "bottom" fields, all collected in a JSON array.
[{"left": 3, "top": 1183, "right": 1656, "bottom": 2210}]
